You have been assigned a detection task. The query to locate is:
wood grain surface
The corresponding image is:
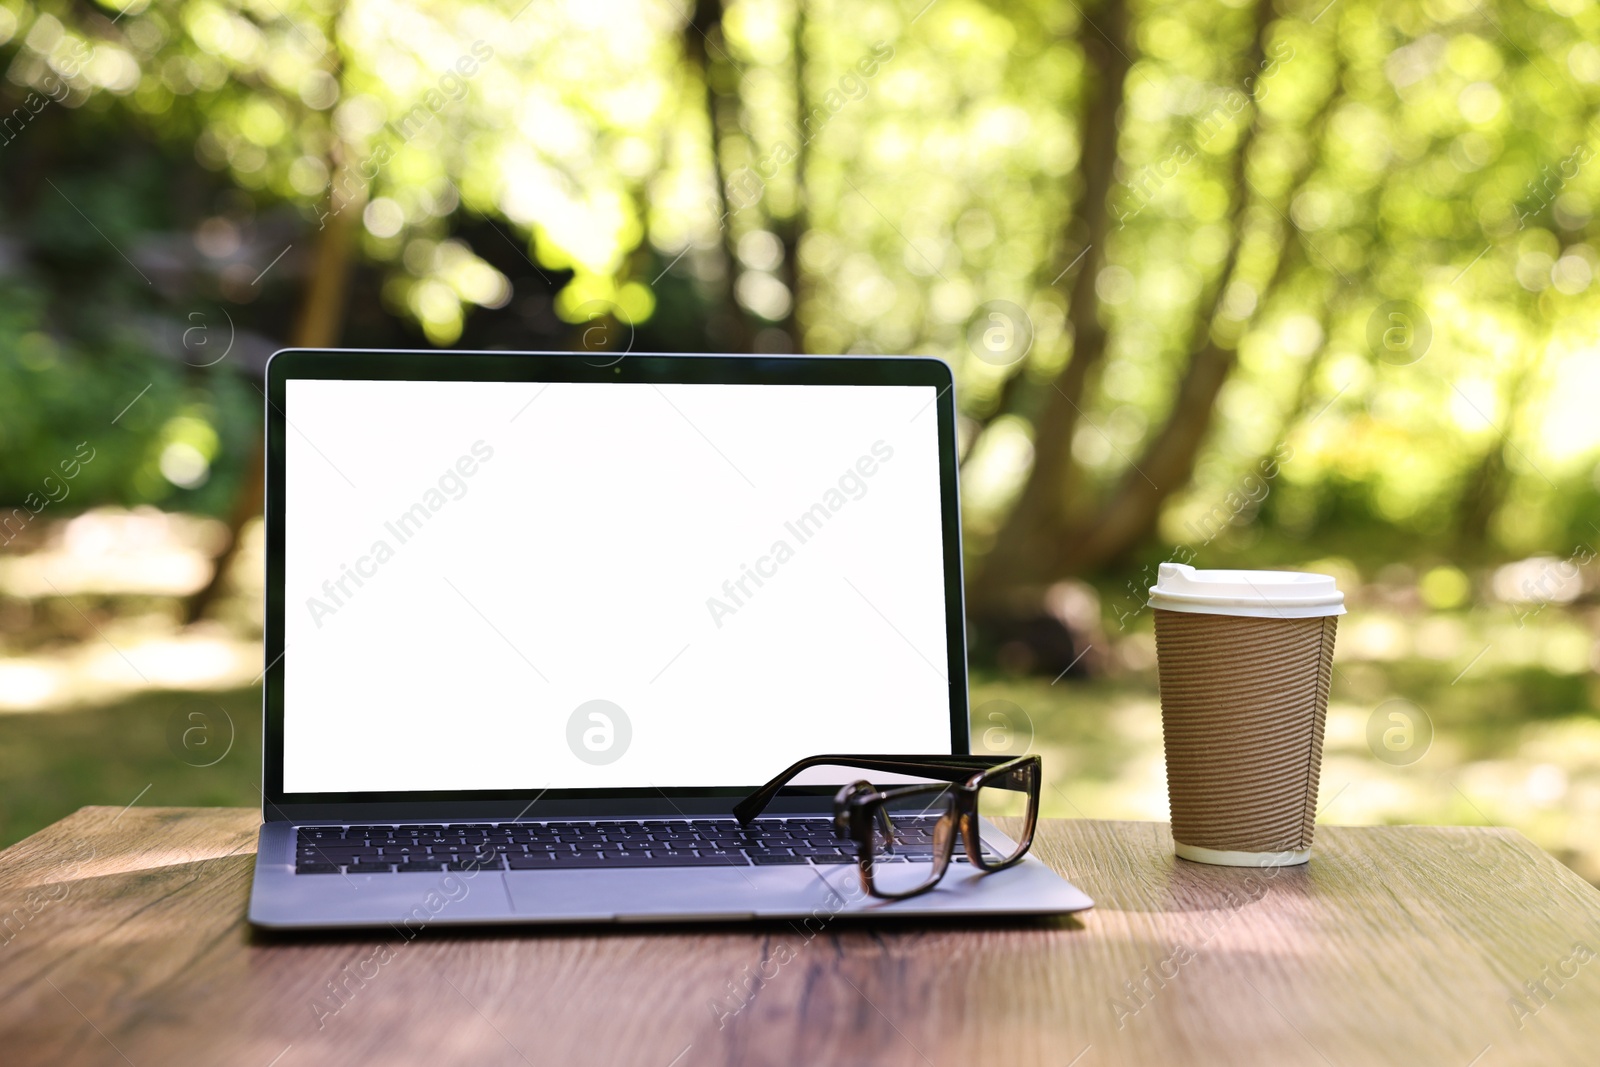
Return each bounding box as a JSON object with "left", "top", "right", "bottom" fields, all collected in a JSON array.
[{"left": 2, "top": 807, "right": 1598, "bottom": 1066}]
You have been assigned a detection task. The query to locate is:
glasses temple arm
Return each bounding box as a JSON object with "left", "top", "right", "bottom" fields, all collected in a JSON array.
[{"left": 731, "top": 754, "right": 1005, "bottom": 827}]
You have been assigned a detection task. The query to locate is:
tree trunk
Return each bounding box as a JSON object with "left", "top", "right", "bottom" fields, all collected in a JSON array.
[
  {"left": 1059, "top": 8, "right": 1346, "bottom": 572},
  {"left": 772, "top": 0, "right": 809, "bottom": 350},
  {"left": 290, "top": 168, "right": 363, "bottom": 349},
  {"left": 685, "top": 0, "right": 756, "bottom": 353},
  {"left": 1068, "top": 46, "right": 1344, "bottom": 572},
  {"left": 1455, "top": 353, "right": 1539, "bottom": 553},
  {"left": 966, "top": 0, "right": 1133, "bottom": 615},
  {"left": 183, "top": 153, "right": 362, "bottom": 624}
]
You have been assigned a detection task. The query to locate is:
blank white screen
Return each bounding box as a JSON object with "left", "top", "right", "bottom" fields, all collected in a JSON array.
[{"left": 281, "top": 378, "right": 953, "bottom": 793}]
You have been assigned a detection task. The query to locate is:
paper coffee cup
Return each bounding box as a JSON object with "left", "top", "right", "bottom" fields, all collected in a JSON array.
[{"left": 1149, "top": 563, "right": 1343, "bottom": 867}]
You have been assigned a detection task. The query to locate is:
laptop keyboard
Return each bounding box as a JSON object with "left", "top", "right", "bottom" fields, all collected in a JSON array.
[{"left": 292, "top": 817, "right": 993, "bottom": 874}]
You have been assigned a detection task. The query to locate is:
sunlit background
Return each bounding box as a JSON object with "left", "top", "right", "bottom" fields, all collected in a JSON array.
[{"left": 2, "top": 0, "right": 1599, "bottom": 883}]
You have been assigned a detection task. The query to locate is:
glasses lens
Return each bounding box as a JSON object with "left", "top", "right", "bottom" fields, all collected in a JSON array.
[
  {"left": 861, "top": 787, "right": 955, "bottom": 897},
  {"left": 974, "top": 760, "right": 1038, "bottom": 865}
]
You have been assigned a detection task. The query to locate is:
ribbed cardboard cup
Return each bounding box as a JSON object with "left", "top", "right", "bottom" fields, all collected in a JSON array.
[{"left": 1149, "top": 564, "right": 1343, "bottom": 867}]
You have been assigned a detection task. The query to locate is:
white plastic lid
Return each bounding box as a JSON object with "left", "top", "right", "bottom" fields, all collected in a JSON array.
[{"left": 1148, "top": 563, "right": 1345, "bottom": 619}]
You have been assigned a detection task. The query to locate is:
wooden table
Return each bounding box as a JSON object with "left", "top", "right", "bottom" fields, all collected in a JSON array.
[{"left": 2, "top": 808, "right": 1598, "bottom": 1066}]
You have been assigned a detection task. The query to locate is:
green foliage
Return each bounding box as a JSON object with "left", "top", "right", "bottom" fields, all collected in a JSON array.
[{"left": 1, "top": 0, "right": 1597, "bottom": 559}]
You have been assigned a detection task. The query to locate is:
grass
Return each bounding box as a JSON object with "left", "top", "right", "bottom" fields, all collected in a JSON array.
[
  {"left": 0, "top": 687, "right": 262, "bottom": 846},
  {"left": 1, "top": 507, "right": 1593, "bottom": 907},
  {"left": 1, "top": 600, "right": 1596, "bottom": 888},
  {"left": 969, "top": 603, "right": 1600, "bottom": 884}
]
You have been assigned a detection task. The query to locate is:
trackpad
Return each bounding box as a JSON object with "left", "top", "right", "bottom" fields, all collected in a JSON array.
[{"left": 506, "top": 865, "right": 837, "bottom": 920}]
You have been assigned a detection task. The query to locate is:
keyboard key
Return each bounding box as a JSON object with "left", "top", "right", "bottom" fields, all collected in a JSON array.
[
  {"left": 750, "top": 853, "right": 810, "bottom": 865},
  {"left": 507, "top": 853, "right": 560, "bottom": 869},
  {"left": 548, "top": 852, "right": 663, "bottom": 868},
  {"left": 654, "top": 851, "right": 750, "bottom": 866},
  {"left": 345, "top": 863, "right": 397, "bottom": 875},
  {"left": 294, "top": 863, "right": 342, "bottom": 875}
]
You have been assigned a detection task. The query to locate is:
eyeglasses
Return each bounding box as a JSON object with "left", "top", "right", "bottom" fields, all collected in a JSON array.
[{"left": 733, "top": 753, "right": 1041, "bottom": 900}]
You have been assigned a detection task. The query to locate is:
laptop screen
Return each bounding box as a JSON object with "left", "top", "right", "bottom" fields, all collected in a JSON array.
[{"left": 280, "top": 377, "right": 954, "bottom": 794}]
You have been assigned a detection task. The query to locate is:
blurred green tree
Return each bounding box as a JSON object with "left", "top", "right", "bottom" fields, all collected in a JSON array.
[{"left": 2, "top": 0, "right": 1598, "bottom": 616}]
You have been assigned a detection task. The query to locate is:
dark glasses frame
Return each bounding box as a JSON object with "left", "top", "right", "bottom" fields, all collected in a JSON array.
[{"left": 733, "top": 753, "right": 1042, "bottom": 900}]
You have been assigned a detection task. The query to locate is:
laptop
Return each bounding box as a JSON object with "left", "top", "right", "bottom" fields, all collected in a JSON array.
[{"left": 247, "top": 349, "right": 1094, "bottom": 928}]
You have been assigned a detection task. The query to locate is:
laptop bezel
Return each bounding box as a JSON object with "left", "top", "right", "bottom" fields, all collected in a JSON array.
[{"left": 261, "top": 349, "right": 970, "bottom": 823}]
